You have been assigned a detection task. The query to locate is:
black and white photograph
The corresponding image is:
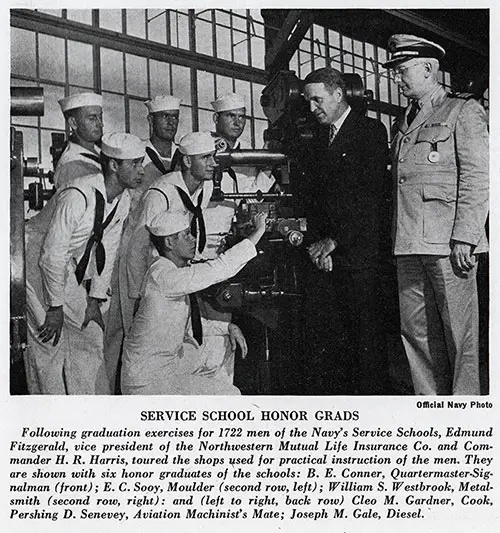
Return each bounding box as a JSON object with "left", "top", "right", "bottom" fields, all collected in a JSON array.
[
  {"left": 3, "top": 2, "right": 499, "bottom": 532},
  {"left": 8, "top": 6, "right": 491, "bottom": 397}
]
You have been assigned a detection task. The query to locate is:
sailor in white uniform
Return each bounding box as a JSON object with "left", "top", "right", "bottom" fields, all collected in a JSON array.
[
  {"left": 53, "top": 92, "right": 103, "bottom": 189},
  {"left": 25, "top": 133, "right": 145, "bottom": 394},
  {"left": 121, "top": 209, "right": 267, "bottom": 395},
  {"left": 131, "top": 95, "right": 182, "bottom": 211}
]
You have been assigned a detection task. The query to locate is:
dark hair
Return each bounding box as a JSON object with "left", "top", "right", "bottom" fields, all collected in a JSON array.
[
  {"left": 63, "top": 109, "right": 77, "bottom": 122},
  {"left": 150, "top": 233, "right": 168, "bottom": 256},
  {"left": 303, "top": 67, "right": 346, "bottom": 95}
]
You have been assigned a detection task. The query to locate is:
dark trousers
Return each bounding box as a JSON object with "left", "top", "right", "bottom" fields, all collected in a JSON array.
[{"left": 302, "top": 261, "right": 389, "bottom": 395}]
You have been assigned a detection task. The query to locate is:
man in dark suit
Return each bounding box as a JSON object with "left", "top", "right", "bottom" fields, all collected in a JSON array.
[{"left": 301, "top": 67, "right": 390, "bottom": 395}]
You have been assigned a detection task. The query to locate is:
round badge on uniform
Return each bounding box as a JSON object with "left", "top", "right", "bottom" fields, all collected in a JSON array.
[
  {"left": 428, "top": 151, "right": 440, "bottom": 163},
  {"left": 214, "top": 136, "right": 229, "bottom": 153}
]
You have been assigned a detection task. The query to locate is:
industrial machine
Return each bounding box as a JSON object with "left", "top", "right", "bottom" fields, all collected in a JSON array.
[
  {"left": 10, "top": 87, "right": 45, "bottom": 394},
  {"left": 9, "top": 71, "right": 373, "bottom": 395},
  {"left": 203, "top": 71, "right": 373, "bottom": 393},
  {"left": 204, "top": 71, "right": 373, "bottom": 311}
]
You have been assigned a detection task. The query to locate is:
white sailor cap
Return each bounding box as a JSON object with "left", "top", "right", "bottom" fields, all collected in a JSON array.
[
  {"left": 148, "top": 211, "right": 190, "bottom": 236},
  {"left": 178, "top": 131, "right": 215, "bottom": 155},
  {"left": 211, "top": 92, "right": 246, "bottom": 113},
  {"left": 58, "top": 92, "right": 103, "bottom": 113},
  {"left": 145, "top": 95, "right": 182, "bottom": 114},
  {"left": 383, "top": 34, "right": 446, "bottom": 69},
  {"left": 101, "top": 133, "right": 146, "bottom": 160}
]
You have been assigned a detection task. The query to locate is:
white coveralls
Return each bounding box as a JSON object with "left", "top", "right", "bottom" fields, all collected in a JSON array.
[
  {"left": 121, "top": 239, "right": 257, "bottom": 395},
  {"left": 53, "top": 141, "right": 101, "bottom": 189},
  {"left": 25, "top": 174, "right": 130, "bottom": 394}
]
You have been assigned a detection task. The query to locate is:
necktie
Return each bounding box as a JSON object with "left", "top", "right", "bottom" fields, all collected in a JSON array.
[
  {"left": 407, "top": 101, "right": 420, "bottom": 126},
  {"left": 175, "top": 186, "right": 206, "bottom": 253},
  {"left": 75, "top": 190, "right": 119, "bottom": 284},
  {"left": 189, "top": 293, "right": 203, "bottom": 345},
  {"left": 145, "top": 146, "right": 167, "bottom": 174},
  {"left": 328, "top": 124, "right": 337, "bottom": 146}
]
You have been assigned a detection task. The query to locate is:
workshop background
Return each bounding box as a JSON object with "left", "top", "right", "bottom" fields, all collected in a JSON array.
[{"left": 10, "top": 8, "right": 490, "bottom": 395}]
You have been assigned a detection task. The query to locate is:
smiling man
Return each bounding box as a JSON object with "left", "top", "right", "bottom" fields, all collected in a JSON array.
[
  {"left": 24, "top": 133, "right": 145, "bottom": 394},
  {"left": 384, "top": 34, "right": 489, "bottom": 395},
  {"left": 54, "top": 92, "right": 104, "bottom": 189},
  {"left": 301, "top": 67, "right": 390, "bottom": 395}
]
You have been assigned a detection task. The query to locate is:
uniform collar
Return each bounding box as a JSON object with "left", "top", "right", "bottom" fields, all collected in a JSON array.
[
  {"left": 68, "top": 140, "right": 100, "bottom": 156},
  {"left": 416, "top": 84, "right": 446, "bottom": 109},
  {"left": 154, "top": 255, "right": 191, "bottom": 271},
  {"left": 146, "top": 139, "right": 176, "bottom": 158},
  {"left": 399, "top": 85, "right": 447, "bottom": 135},
  {"left": 163, "top": 170, "right": 211, "bottom": 199}
]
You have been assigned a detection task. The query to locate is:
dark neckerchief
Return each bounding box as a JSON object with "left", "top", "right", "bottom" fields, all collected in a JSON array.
[
  {"left": 80, "top": 152, "right": 101, "bottom": 165},
  {"left": 146, "top": 146, "right": 168, "bottom": 175},
  {"left": 189, "top": 293, "right": 203, "bottom": 345},
  {"left": 175, "top": 186, "right": 206, "bottom": 253},
  {"left": 75, "top": 189, "right": 119, "bottom": 284}
]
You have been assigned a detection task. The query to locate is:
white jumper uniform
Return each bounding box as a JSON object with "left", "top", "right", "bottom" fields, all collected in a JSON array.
[
  {"left": 128, "top": 140, "right": 176, "bottom": 211},
  {"left": 103, "top": 140, "right": 175, "bottom": 389},
  {"left": 104, "top": 171, "right": 213, "bottom": 389},
  {"left": 53, "top": 141, "right": 101, "bottom": 189},
  {"left": 25, "top": 174, "right": 130, "bottom": 394},
  {"left": 121, "top": 239, "right": 256, "bottom": 395},
  {"left": 125, "top": 171, "right": 213, "bottom": 315}
]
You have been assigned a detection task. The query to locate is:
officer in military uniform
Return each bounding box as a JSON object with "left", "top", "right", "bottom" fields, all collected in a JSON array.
[{"left": 384, "top": 35, "right": 489, "bottom": 395}]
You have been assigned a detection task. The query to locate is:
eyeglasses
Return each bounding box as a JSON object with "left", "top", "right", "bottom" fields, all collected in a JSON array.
[
  {"left": 155, "top": 112, "right": 179, "bottom": 122},
  {"left": 390, "top": 61, "right": 426, "bottom": 79}
]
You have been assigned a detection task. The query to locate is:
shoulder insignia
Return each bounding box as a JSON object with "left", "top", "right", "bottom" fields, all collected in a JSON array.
[
  {"left": 448, "top": 92, "right": 475, "bottom": 100},
  {"left": 214, "top": 136, "right": 230, "bottom": 153}
]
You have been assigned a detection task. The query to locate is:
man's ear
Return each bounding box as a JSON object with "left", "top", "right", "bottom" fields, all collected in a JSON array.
[
  {"left": 67, "top": 115, "right": 77, "bottom": 133},
  {"left": 422, "top": 61, "right": 433, "bottom": 78},
  {"left": 164, "top": 234, "right": 175, "bottom": 251},
  {"left": 183, "top": 154, "right": 192, "bottom": 169},
  {"left": 213, "top": 113, "right": 219, "bottom": 126},
  {"left": 108, "top": 158, "right": 119, "bottom": 173}
]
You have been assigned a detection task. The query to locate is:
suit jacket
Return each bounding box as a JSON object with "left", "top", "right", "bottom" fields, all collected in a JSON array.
[
  {"left": 391, "top": 85, "right": 489, "bottom": 255},
  {"left": 302, "top": 109, "right": 389, "bottom": 270}
]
